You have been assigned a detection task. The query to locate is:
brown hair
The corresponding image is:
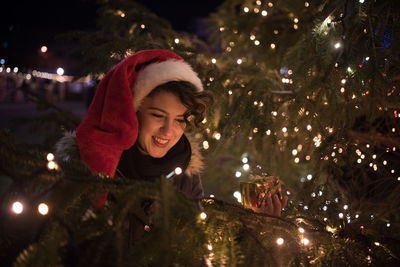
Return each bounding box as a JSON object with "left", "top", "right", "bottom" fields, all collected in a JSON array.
[{"left": 148, "top": 81, "right": 214, "bottom": 131}]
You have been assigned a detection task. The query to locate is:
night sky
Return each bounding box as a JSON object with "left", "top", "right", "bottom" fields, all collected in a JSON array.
[{"left": 1, "top": 0, "right": 221, "bottom": 74}]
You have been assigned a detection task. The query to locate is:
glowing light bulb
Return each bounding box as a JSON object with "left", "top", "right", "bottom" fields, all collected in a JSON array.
[
  {"left": 41, "top": 46, "right": 48, "bottom": 53},
  {"left": 243, "top": 164, "right": 250, "bottom": 171},
  {"left": 211, "top": 58, "right": 216, "bottom": 64},
  {"left": 200, "top": 212, "right": 207, "bottom": 220},
  {"left": 174, "top": 167, "right": 182, "bottom": 175},
  {"left": 334, "top": 42, "right": 341, "bottom": 49},
  {"left": 301, "top": 238, "right": 310, "bottom": 245},
  {"left": 276, "top": 237, "right": 284, "bottom": 245},
  {"left": 38, "top": 203, "right": 49, "bottom": 215},
  {"left": 233, "top": 191, "right": 241, "bottom": 203},
  {"left": 56, "top": 67, "right": 64, "bottom": 75},
  {"left": 298, "top": 227, "right": 305, "bottom": 233},
  {"left": 237, "top": 59, "right": 242, "bottom": 64},
  {"left": 242, "top": 157, "right": 248, "bottom": 164},
  {"left": 261, "top": 10, "right": 267, "bottom": 16},
  {"left": 235, "top": 171, "right": 242, "bottom": 178},
  {"left": 174, "top": 38, "right": 179, "bottom": 44},
  {"left": 12, "top": 201, "right": 24, "bottom": 214},
  {"left": 244, "top": 7, "right": 249, "bottom": 12},
  {"left": 47, "top": 153, "right": 55, "bottom": 161}
]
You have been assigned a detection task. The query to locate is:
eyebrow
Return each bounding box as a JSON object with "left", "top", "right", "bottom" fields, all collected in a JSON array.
[{"left": 148, "top": 107, "right": 185, "bottom": 117}]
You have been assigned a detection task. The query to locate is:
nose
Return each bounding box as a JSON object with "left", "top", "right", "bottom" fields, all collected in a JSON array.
[{"left": 160, "top": 118, "right": 174, "bottom": 136}]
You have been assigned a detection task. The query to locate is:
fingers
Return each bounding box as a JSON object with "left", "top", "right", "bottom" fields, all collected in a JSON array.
[{"left": 272, "top": 194, "right": 282, "bottom": 216}]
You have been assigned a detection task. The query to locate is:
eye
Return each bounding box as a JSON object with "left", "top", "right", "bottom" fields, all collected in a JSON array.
[
  {"left": 151, "top": 113, "right": 164, "bottom": 118},
  {"left": 176, "top": 118, "right": 186, "bottom": 123}
]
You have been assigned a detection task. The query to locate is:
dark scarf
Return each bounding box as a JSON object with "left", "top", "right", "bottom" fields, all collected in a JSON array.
[{"left": 117, "top": 134, "right": 191, "bottom": 181}]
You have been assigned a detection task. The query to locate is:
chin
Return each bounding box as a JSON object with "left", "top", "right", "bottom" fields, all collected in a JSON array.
[{"left": 149, "top": 150, "right": 168, "bottom": 158}]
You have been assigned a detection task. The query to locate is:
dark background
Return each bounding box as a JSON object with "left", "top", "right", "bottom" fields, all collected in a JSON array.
[{"left": 0, "top": 0, "right": 221, "bottom": 75}]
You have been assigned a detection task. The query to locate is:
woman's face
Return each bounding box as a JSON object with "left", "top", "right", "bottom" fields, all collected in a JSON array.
[{"left": 136, "top": 90, "right": 187, "bottom": 158}]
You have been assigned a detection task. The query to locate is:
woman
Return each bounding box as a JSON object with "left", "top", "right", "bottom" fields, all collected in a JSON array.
[{"left": 56, "top": 49, "right": 286, "bottom": 229}]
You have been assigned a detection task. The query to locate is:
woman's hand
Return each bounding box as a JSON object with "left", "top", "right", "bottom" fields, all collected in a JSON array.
[{"left": 251, "top": 193, "right": 288, "bottom": 218}]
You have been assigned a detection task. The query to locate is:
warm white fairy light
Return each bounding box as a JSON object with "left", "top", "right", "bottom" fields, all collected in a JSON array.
[
  {"left": 140, "top": 24, "right": 145, "bottom": 29},
  {"left": 334, "top": 42, "right": 341, "bottom": 49},
  {"left": 237, "top": 59, "right": 242, "bottom": 64},
  {"left": 242, "top": 157, "right": 248, "bottom": 164},
  {"left": 307, "top": 125, "right": 312, "bottom": 131},
  {"left": 250, "top": 34, "right": 256, "bottom": 40},
  {"left": 305, "top": 155, "right": 311, "bottom": 160},
  {"left": 261, "top": 10, "right": 268, "bottom": 16},
  {"left": 243, "top": 164, "right": 250, "bottom": 171},
  {"left": 244, "top": 7, "right": 249, "bottom": 12},
  {"left": 202, "top": 141, "right": 209, "bottom": 150},
  {"left": 235, "top": 171, "right": 242, "bottom": 178},
  {"left": 266, "top": 130, "right": 271, "bottom": 135},
  {"left": 254, "top": 8, "right": 259, "bottom": 13},
  {"left": 47, "top": 161, "right": 56, "bottom": 170},
  {"left": 338, "top": 213, "right": 344, "bottom": 219},
  {"left": 343, "top": 205, "right": 348, "bottom": 210},
  {"left": 307, "top": 174, "right": 312, "bottom": 180},
  {"left": 372, "top": 154, "right": 377, "bottom": 159},
  {"left": 294, "top": 127, "right": 299, "bottom": 132},
  {"left": 38, "top": 203, "right": 49, "bottom": 215},
  {"left": 200, "top": 212, "right": 207, "bottom": 220},
  {"left": 305, "top": 2, "right": 309, "bottom": 7},
  {"left": 254, "top": 40, "right": 260, "bottom": 45},
  {"left": 301, "top": 238, "right": 310, "bottom": 245},
  {"left": 12, "top": 201, "right": 23, "bottom": 214},
  {"left": 256, "top": 0, "right": 262, "bottom": 5},
  {"left": 298, "top": 227, "right": 305, "bottom": 233},
  {"left": 294, "top": 158, "right": 300, "bottom": 163},
  {"left": 276, "top": 237, "right": 284, "bottom": 245},
  {"left": 174, "top": 167, "right": 183, "bottom": 175},
  {"left": 270, "top": 43, "right": 276, "bottom": 49},
  {"left": 233, "top": 191, "right": 241, "bottom": 203},
  {"left": 357, "top": 159, "right": 362, "bottom": 164},
  {"left": 47, "top": 153, "right": 55, "bottom": 161},
  {"left": 213, "top": 132, "right": 221, "bottom": 140},
  {"left": 13, "top": 67, "right": 18, "bottom": 73},
  {"left": 359, "top": 0, "right": 365, "bottom": 3},
  {"left": 292, "top": 149, "right": 298, "bottom": 156},
  {"left": 323, "top": 205, "right": 328, "bottom": 211},
  {"left": 6, "top": 67, "right": 11, "bottom": 73},
  {"left": 282, "top": 127, "right": 287, "bottom": 133}
]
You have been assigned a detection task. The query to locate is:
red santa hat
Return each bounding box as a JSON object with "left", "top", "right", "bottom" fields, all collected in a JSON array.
[{"left": 76, "top": 49, "right": 204, "bottom": 178}]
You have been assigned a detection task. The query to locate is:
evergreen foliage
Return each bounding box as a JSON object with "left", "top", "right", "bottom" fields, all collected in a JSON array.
[{"left": 1, "top": 0, "right": 400, "bottom": 266}]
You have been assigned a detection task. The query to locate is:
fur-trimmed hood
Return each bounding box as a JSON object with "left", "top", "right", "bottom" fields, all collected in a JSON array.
[{"left": 55, "top": 131, "right": 204, "bottom": 177}]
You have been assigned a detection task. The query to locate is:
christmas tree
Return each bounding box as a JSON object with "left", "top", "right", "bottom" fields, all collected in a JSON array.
[{"left": 1, "top": 0, "right": 399, "bottom": 266}]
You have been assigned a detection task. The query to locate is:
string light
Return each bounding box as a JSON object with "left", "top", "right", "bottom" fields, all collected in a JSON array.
[
  {"left": 12, "top": 201, "right": 24, "bottom": 214},
  {"left": 174, "top": 38, "right": 180, "bottom": 44},
  {"left": 243, "top": 164, "right": 250, "bottom": 171},
  {"left": 235, "top": 171, "right": 242, "bottom": 178},
  {"left": 276, "top": 237, "right": 284, "bottom": 245},
  {"left": 202, "top": 141, "right": 209, "bottom": 150},
  {"left": 301, "top": 238, "right": 310, "bottom": 245},
  {"left": 174, "top": 167, "right": 182, "bottom": 175},
  {"left": 261, "top": 10, "right": 267, "bottom": 16},
  {"left": 334, "top": 42, "right": 341, "bottom": 49},
  {"left": 233, "top": 191, "right": 241, "bottom": 203},
  {"left": 38, "top": 203, "right": 49, "bottom": 215},
  {"left": 200, "top": 212, "right": 207, "bottom": 220},
  {"left": 244, "top": 7, "right": 249, "bottom": 13}
]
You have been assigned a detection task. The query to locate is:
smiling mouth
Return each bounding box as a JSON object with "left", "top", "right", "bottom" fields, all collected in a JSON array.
[{"left": 153, "top": 136, "right": 169, "bottom": 147}]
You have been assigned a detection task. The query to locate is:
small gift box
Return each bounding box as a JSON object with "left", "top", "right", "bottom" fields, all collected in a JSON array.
[{"left": 240, "top": 175, "right": 285, "bottom": 209}]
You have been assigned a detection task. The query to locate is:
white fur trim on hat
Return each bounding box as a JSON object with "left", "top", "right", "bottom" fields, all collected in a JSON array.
[{"left": 132, "top": 59, "right": 203, "bottom": 111}]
